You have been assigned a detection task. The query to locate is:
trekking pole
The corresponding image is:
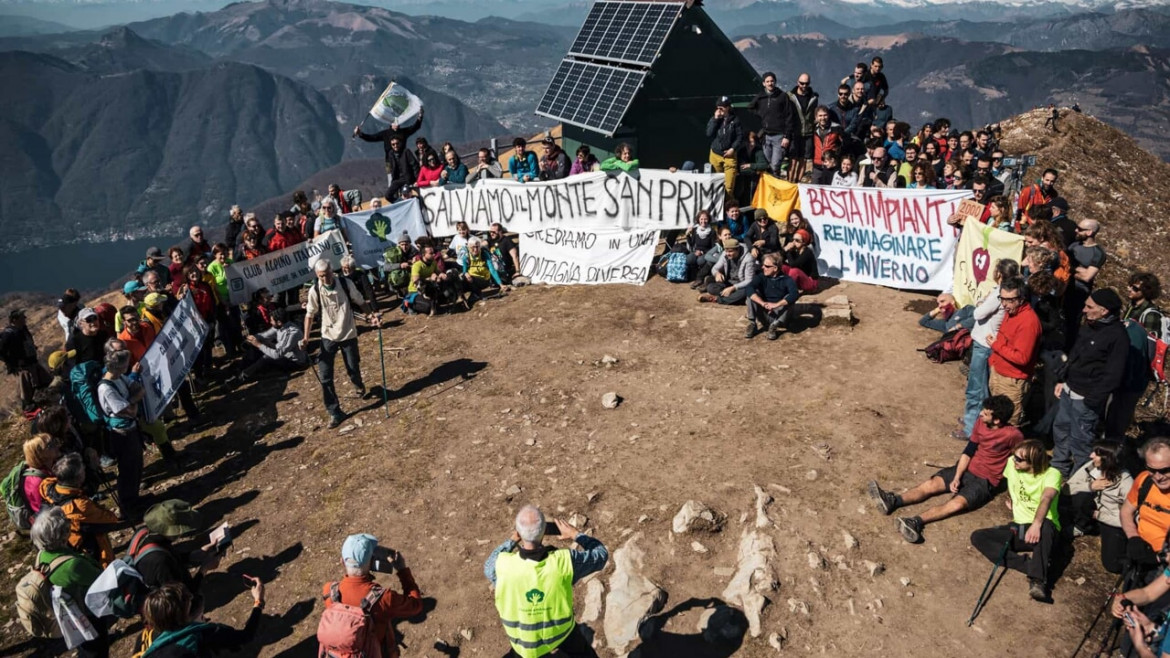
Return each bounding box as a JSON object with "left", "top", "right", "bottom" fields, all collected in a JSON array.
[
  {"left": 1070, "top": 569, "right": 1128, "bottom": 658},
  {"left": 377, "top": 323, "right": 389, "bottom": 417},
  {"left": 967, "top": 537, "right": 1011, "bottom": 626},
  {"left": 1095, "top": 566, "right": 1143, "bottom": 658}
]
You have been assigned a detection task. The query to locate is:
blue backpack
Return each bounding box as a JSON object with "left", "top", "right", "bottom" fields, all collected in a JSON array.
[{"left": 663, "top": 251, "right": 689, "bottom": 283}]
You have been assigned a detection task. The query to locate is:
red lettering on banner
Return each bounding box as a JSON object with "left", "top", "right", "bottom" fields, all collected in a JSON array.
[{"left": 803, "top": 187, "right": 959, "bottom": 238}]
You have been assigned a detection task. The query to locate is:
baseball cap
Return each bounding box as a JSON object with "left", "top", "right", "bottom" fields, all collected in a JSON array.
[
  {"left": 716, "top": 96, "right": 731, "bottom": 108},
  {"left": 145, "top": 246, "right": 163, "bottom": 259},
  {"left": 77, "top": 308, "right": 98, "bottom": 323},
  {"left": 722, "top": 238, "right": 740, "bottom": 250},
  {"left": 144, "top": 500, "right": 203, "bottom": 538},
  {"left": 48, "top": 350, "right": 76, "bottom": 370},
  {"left": 123, "top": 280, "right": 143, "bottom": 295},
  {"left": 144, "top": 293, "right": 166, "bottom": 309},
  {"left": 341, "top": 533, "right": 378, "bottom": 568}
]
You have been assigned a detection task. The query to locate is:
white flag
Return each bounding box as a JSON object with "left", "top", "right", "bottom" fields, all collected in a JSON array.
[{"left": 368, "top": 81, "right": 423, "bottom": 126}]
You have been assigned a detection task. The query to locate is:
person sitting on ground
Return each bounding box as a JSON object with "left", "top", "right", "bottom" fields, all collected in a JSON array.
[
  {"left": 457, "top": 237, "right": 504, "bottom": 305},
  {"left": 783, "top": 229, "right": 818, "bottom": 281},
  {"left": 1067, "top": 441, "right": 1132, "bottom": 574},
  {"left": 339, "top": 256, "right": 377, "bottom": 311},
  {"left": 780, "top": 210, "right": 817, "bottom": 252},
  {"left": 243, "top": 288, "right": 275, "bottom": 335},
  {"left": 17, "top": 434, "right": 61, "bottom": 519},
  {"left": 539, "top": 137, "right": 571, "bottom": 181},
  {"left": 140, "top": 579, "right": 265, "bottom": 657},
  {"left": 488, "top": 224, "right": 521, "bottom": 285},
  {"left": 692, "top": 227, "right": 732, "bottom": 291},
  {"left": 698, "top": 239, "right": 756, "bottom": 308},
  {"left": 30, "top": 506, "right": 110, "bottom": 656},
  {"left": 718, "top": 202, "right": 749, "bottom": 243},
  {"left": 811, "top": 149, "right": 838, "bottom": 185},
  {"left": 132, "top": 499, "right": 221, "bottom": 593},
  {"left": 318, "top": 533, "right": 422, "bottom": 658},
  {"left": 383, "top": 232, "right": 419, "bottom": 296},
  {"left": 484, "top": 505, "right": 608, "bottom": 658},
  {"left": 970, "top": 439, "right": 1062, "bottom": 601},
  {"left": 870, "top": 395, "right": 1022, "bottom": 544},
  {"left": 405, "top": 245, "right": 446, "bottom": 316},
  {"left": 569, "top": 145, "right": 600, "bottom": 175},
  {"left": 40, "top": 452, "right": 119, "bottom": 566},
  {"left": 745, "top": 209, "right": 782, "bottom": 261},
  {"left": 600, "top": 142, "right": 640, "bottom": 176},
  {"left": 683, "top": 211, "right": 719, "bottom": 275},
  {"left": 447, "top": 221, "right": 473, "bottom": 259},
  {"left": 467, "top": 148, "right": 502, "bottom": 184},
  {"left": 746, "top": 253, "right": 799, "bottom": 340},
  {"left": 234, "top": 308, "right": 307, "bottom": 385}
]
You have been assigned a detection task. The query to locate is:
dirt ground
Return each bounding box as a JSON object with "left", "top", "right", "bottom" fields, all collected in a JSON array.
[{"left": 0, "top": 278, "right": 1132, "bottom": 657}]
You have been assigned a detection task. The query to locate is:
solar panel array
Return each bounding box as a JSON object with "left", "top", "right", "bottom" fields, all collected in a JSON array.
[
  {"left": 536, "top": 0, "right": 682, "bottom": 136},
  {"left": 536, "top": 60, "right": 647, "bottom": 136},
  {"left": 568, "top": 1, "right": 680, "bottom": 67}
]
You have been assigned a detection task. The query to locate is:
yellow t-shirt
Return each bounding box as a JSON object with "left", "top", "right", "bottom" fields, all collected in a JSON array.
[
  {"left": 409, "top": 260, "right": 437, "bottom": 294},
  {"left": 466, "top": 254, "right": 491, "bottom": 281},
  {"left": 1003, "top": 462, "right": 1063, "bottom": 530}
]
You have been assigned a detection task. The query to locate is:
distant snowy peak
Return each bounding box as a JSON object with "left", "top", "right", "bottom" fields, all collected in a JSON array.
[{"left": 777, "top": 0, "right": 1169, "bottom": 8}]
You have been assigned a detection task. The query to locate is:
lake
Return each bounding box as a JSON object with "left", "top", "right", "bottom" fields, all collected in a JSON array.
[{"left": 0, "top": 235, "right": 185, "bottom": 296}]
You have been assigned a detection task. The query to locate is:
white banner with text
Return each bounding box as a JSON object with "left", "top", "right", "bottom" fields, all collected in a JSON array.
[
  {"left": 519, "top": 227, "right": 659, "bottom": 286},
  {"left": 419, "top": 170, "right": 725, "bottom": 236},
  {"left": 140, "top": 295, "right": 209, "bottom": 422},
  {"left": 225, "top": 230, "right": 348, "bottom": 305},
  {"left": 797, "top": 185, "right": 971, "bottom": 290}
]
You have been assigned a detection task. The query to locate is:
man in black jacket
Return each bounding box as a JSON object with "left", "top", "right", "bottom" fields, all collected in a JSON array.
[
  {"left": 1051, "top": 288, "right": 1129, "bottom": 477},
  {"left": 1, "top": 309, "right": 49, "bottom": 411},
  {"left": 748, "top": 72, "right": 798, "bottom": 178},
  {"left": 707, "top": 96, "right": 744, "bottom": 197},
  {"left": 354, "top": 110, "right": 424, "bottom": 200}
]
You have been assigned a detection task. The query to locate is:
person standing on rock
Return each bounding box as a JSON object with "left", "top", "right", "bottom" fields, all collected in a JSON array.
[
  {"left": 484, "top": 505, "right": 608, "bottom": 658},
  {"left": 301, "top": 260, "right": 381, "bottom": 429}
]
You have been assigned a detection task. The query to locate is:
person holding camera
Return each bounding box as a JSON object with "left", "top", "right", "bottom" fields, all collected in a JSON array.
[
  {"left": 484, "top": 505, "right": 609, "bottom": 658},
  {"left": 318, "top": 533, "right": 423, "bottom": 658}
]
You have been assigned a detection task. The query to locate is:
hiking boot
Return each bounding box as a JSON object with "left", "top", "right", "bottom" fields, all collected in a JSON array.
[
  {"left": 353, "top": 386, "right": 366, "bottom": 399},
  {"left": 1072, "top": 526, "right": 1086, "bottom": 538},
  {"left": 767, "top": 321, "right": 781, "bottom": 341},
  {"left": 744, "top": 322, "right": 758, "bottom": 339},
  {"left": 949, "top": 429, "right": 969, "bottom": 441},
  {"left": 698, "top": 293, "right": 717, "bottom": 303},
  {"left": 328, "top": 413, "right": 346, "bottom": 429},
  {"left": 868, "top": 481, "right": 897, "bottom": 515},
  {"left": 1028, "top": 579, "right": 1047, "bottom": 601},
  {"left": 897, "top": 516, "right": 924, "bottom": 543},
  {"left": 689, "top": 280, "right": 703, "bottom": 290}
]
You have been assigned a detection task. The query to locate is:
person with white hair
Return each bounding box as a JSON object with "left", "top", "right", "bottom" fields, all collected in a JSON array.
[
  {"left": 301, "top": 260, "right": 381, "bottom": 428},
  {"left": 313, "top": 196, "right": 350, "bottom": 243},
  {"left": 456, "top": 236, "right": 504, "bottom": 306},
  {"left": 317, "top": 533, "right": 423, "bottom": 658},
  {"left": 186, "top": 225, "right": 211, "bottom": 263},
  {"left": 30, "top": 507, "right": 110, "bottom": 656},
  {"left": 484, "top": 504, "right": 609, "bottom": 657},
  {"left": 340, "top": 255, "right": 377, "bottom": 310}
]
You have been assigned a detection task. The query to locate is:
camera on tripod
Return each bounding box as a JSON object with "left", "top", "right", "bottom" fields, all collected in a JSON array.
[{"left": 1000, "top": 155, "right": 1037, "bottom": 168}]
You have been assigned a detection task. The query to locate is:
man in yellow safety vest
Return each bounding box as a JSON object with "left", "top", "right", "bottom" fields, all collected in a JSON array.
[{"left": 484, "top": 505, "right": 609, "bottom": 657}]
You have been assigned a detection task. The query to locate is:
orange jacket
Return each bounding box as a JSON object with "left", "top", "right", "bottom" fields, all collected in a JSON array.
[
  {"left": 321, "top": 571, "right": 423, "bottom": 658},
  {"left": 39, "top": 479, "right": 119, "bottom": 566}
]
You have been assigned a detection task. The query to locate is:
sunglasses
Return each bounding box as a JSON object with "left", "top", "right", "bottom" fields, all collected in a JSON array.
[
  {"left": 798, "top": 81, "right": 809, "bottom": 86},
  {"left": 838, "top": 92, "right": 848, "bottom": 96},
  {"left": 998, "top": 295, "right": 1021, "bottom": 302},
  {"left": 1148, "top": 465, "right": 1170, "bottom": 476}
]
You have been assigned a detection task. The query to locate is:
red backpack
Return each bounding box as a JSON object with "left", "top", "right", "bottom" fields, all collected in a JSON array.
[
  {"left": 317, "top": 582, "right": 385, "bottom": 658},
  {"left": 921, "top": 327, "right": 973, "bottom": 364}
]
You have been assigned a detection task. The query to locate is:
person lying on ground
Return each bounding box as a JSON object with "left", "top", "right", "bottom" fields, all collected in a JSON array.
[
  {"left": 1067, "top": 441, "right": 1132, "bottom": 574},
  {"left": 869, "top": 395, "right": 1021, "bottom": 544},
  {"left": 745, "top": 252, "right": 799, "bottom": 341},
  {"left": 970, "top": 439, "right": 1062, "bottom": 602}
]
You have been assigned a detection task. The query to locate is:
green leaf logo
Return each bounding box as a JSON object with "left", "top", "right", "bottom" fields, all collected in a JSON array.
[
  {"left": 525, "top": 589, "right": 545, "bottom": 604},
  {"left": 366, "top": 213, "right": 390, "bottom": 242}
]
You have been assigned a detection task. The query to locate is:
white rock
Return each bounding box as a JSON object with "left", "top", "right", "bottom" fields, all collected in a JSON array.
[
  {"left": 601, "top": 392, "right": 622, "bottom": 409},
  {"left": 842, "top": 531, "right": 859, "bottom": 550},
  {"left": 722, "top": 530, "right": 778, "bottom": 638},
  {"left": 768, "top": 630, "right": 786, "bottom": 652},
  {"left": 805, "top": 469, "right": 818, "bottom": 481},
  {"left": 460, "top": 628, "right": 474, "bottom": 641},
  {"left": 672, "top": 500, "right": 725, "bottom": 534},
  {"left": 504, "top": 484, "right": 522, "bottom": 496},
  {"left": 580, "top": 579, "right": 604, "bottom": 623},
  {"left": 807, "top": 552, "right": 826, "bottom": 570},
  {"left": 691, "top": 541, "right": 709, "bottom": 554},
  {"left": 864, "top": 561, "right": 885, "bottom": 578},
  {"left": 900, "top": 577, "right": 912, "bottom": 587},
  {"left": 604, "top": 534, "right": 667, "bottom": 655},
  {"left": 601, "top": 354, "right": 619, "bottom": 365},
  {"left": 786, "top": 598, "right": 810, "bottom": 615},
  {"left": 754, "top": 485, "right": 774, "bottom": 528}
]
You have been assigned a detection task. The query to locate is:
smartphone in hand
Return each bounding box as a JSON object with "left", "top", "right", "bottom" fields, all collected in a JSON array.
[
  {"left": 546, "top": 521, "right": 562, "bottom": 538},
  {"left": 371, "top": 546, "right": 398, "bottom": 574}
]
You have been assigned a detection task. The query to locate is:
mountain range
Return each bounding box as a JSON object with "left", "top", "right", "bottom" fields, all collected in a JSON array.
[{"left": 1, "top": 0, "right": 1169, "bottom": 252}]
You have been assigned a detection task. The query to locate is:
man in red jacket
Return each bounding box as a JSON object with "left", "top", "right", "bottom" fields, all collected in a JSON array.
[
  {"left": 1016, "top": 168, "right": 1057, "bottom": 223},
  {"left": 987, "top": 276, "right": 1042, "bottom": 425},
  {"left": 320, "top": 533, "right": 423, "bottom": 658}
]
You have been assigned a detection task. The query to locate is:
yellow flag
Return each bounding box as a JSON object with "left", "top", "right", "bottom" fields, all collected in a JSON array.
[
  {"left": 751, "top": 173, "right": 801, "bottom": 221},
  {"left": 952, "top": 220, "right": 1024, "bottom": 308}
]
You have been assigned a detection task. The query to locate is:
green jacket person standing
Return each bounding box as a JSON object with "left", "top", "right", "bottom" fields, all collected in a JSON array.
[{"left": 484, "top": 505, "right": 609, "bottom": 657}]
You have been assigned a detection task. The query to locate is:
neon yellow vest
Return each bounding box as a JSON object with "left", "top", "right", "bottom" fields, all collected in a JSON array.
[{"left": 493, "top": 549, "right": 575, "bottom": 658}]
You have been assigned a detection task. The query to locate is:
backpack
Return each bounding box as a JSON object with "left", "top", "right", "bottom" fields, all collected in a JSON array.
[
  {"left": 2, "top": 463, "right": 46, "bottom": 531},
  {"left": 382, "top": 246, "right": 411, "bottom": 289},
  {"left": 15, "top": 555, "right": 75, "bottom": 638},
  {"left": 343, "top": 189, "right": 363, "bottom": 212},
  {"left": 86, "top": 528, "right": 165, "bottom": 619},
  {"left": 317, "top": 582, "right": 385, "bottom": 658},
  {"left": 664, "top": 251, "right": 690, "bottom": 283},
  {"left": 1139, "top": 308, "right": 1170, "bottom": 383},
  {"left": 921, "top": 327, "right": 972, "bottom": 364}
]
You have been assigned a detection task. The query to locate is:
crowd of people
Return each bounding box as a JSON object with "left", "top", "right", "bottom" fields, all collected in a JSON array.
[{"left": 0, "top": 55, "right": 1167, "bottom": 658}]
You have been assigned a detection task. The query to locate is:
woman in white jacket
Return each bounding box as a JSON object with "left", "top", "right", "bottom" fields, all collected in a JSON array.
[
  {"left": 1068, "top": 441, "right": 1132, "bottom": 574},
  {"left": 955, "top": 258, "right": 1020, "bottom": 440}
]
